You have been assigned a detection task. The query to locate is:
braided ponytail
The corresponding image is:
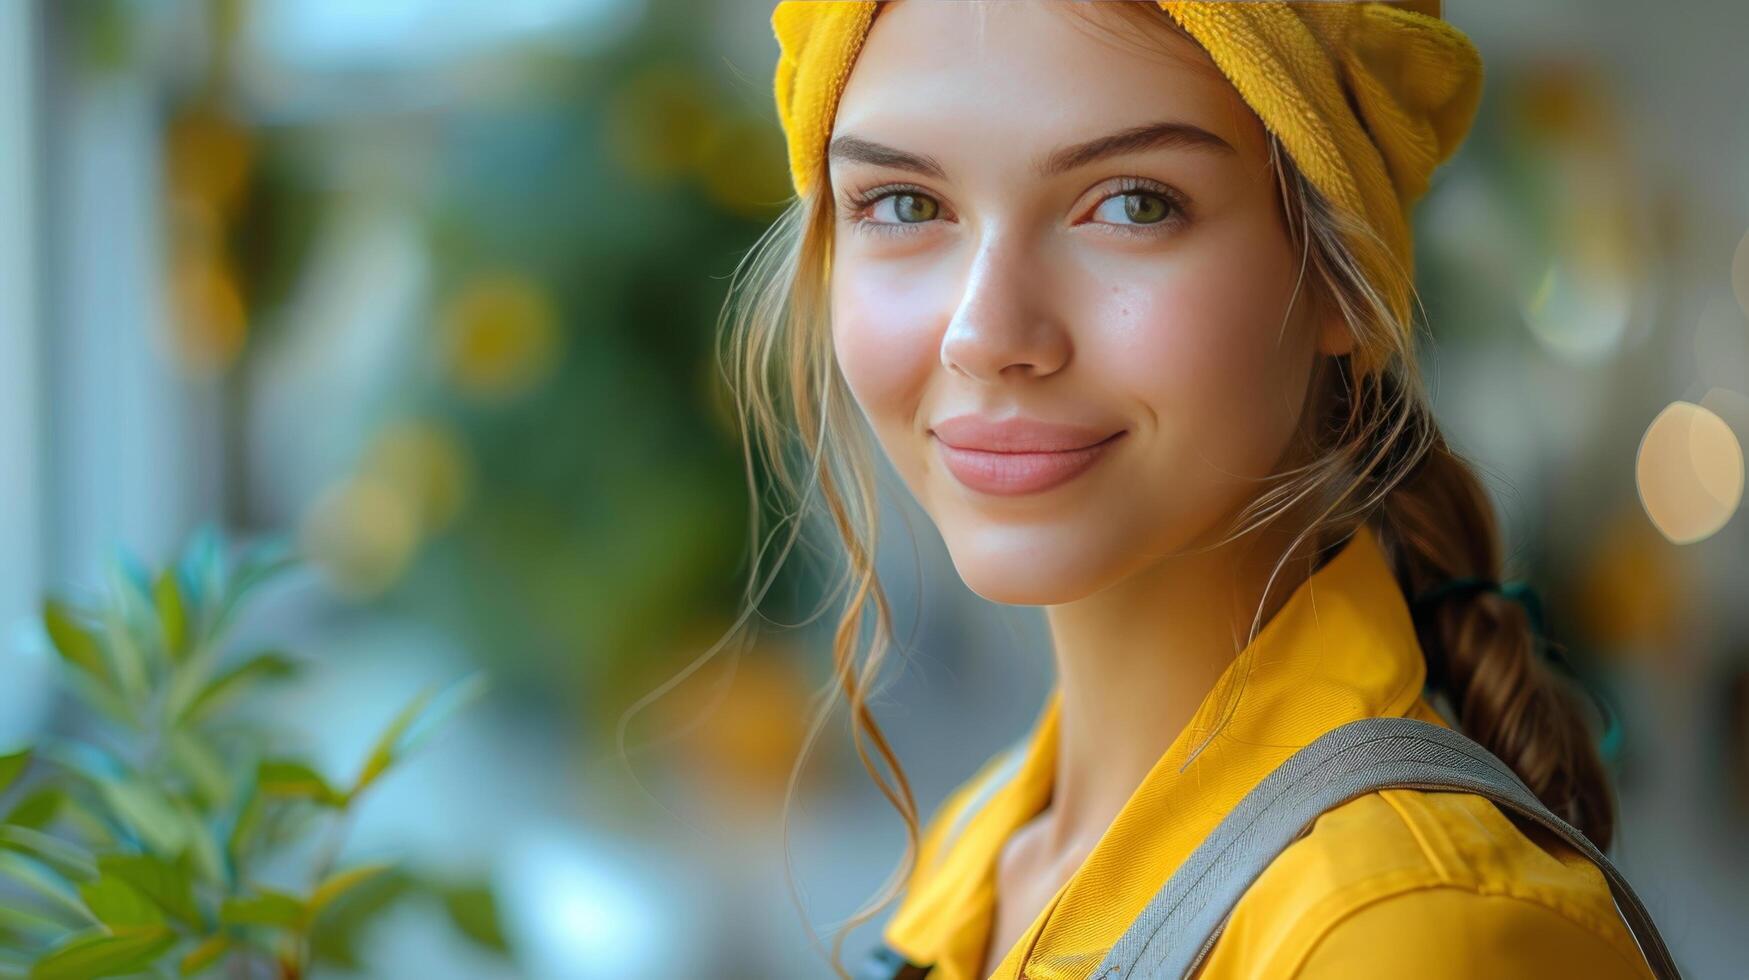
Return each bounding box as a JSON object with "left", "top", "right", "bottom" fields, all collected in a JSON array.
[{"left": 1369, "top": 390, "right": 1617, "bottom": 848}]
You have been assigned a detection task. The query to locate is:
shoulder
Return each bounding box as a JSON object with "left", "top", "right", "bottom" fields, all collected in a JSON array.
[{"left": 1202, "top": 787, "right": 1654, "bottom": 979}]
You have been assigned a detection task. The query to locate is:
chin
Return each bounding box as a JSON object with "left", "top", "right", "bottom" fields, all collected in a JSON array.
[{"left": 938, "top": 519, "right": 1134, "bottom": 607}]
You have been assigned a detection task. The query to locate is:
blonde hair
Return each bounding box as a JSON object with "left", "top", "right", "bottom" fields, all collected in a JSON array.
[{"left": 707, "top": 6, "right": 1613, "bottom": 975}]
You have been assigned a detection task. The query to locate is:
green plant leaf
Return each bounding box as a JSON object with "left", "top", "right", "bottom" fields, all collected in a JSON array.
[
  {"left": 173, "top": 652, "right": 301, "bottom": 728},
  {"left": 306, "top": 866, "right": 412, "bottom": 970},
  {"left": 257, "top": 760, "right": 343, "bottom": 808},
  {"left": 348, "top": 686, "right": 433, "bottom": 803},
  {"left": 208, "top": 537, "right": 299, "bottom": 640},
  {"left": 177, "top": 934, "right": 230, "bottom": 976},
  {"left": 77, "top": 872, "right": 163, "bottom": 929},
  {"left": 178, "top": 524, "right": 227, "bottom": 638},
  {"left": 246, "top": 805, "right": 318, "bottom": 868},
  {"left": 0, "top": 901, "right": 66, "bottom": 945},
  {"left": 349, "top": 672, "right": 489, "bottom": 803},
  {"left": 232, "top": 535, "right": 298, "bottom": 589},
  {"left": 48, "top": 794, "right": 116, "bottom": 851},
  {"left": 154, "top": 569, "right": 189, "bottom": 664},
  {"left": 308, "top": 862, "right": 392, "bottom": 919},
  {"left": 0, "top": 749, "right": 29, "bottom": 795},
  {"left": 110, "top": 550, "right": 154, "bottom": 609},
  {"left": 55, "top": 670, "right": 135, "bottom": 729},
  {"left": 223, "top": 782, "right": 262, "bottom": 870},
  {"left": 0, "top": 950, "right": 31, "bottom": 980},
  {"left": 3, "top": 787, "right": 61, "bottom": 829},
  {"left": 105, "top": 552, "right": 158, "bottom": 652},
  {"left": 97, "top": 779, "right": 188, "bottom": 857},
  {"left": 41, "top": 601, "right": 109, "bottom": 687},
  {"left": 4, "top": 788, "right": 114, "bottom": 854},
  {"left": 219, "top": 888, "right": 304, "bottom": 929},
  {"left": 441, "top": 880, "right": 508, "bottom": 953},
  {"left": 97, "top": 853, "right": 200, "bottom": 928},
  {"left": 0, "top": 851, "right": 93, "bottom": 925},
  {"left": 34, "top": 738, "right": 127, "bottom": 785},
  {"left": 0, "top": 825, "right": 97, "bottom": 881},
  {"left": 99, "top": 605, "right": 149, "bottom": 707},
  {"left": 168, "top": 796, "right": 226, "bottom": 889},
  {"left": 396, "top": 672, "right": 491, "bottom": 762},
  {"left": 168, "top": 731, "right": 230, "bottom": 809},
  {"left": 27, "top": 924, "right": 177, "bottom": 980}
]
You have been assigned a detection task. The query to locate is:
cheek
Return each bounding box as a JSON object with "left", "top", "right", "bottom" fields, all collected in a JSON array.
[
  {"left": 829, "top": 258, "right": 949, "bottom": 437},
  {"left": 1086, "top": 233, "right": 1311, "bottom": 476}
]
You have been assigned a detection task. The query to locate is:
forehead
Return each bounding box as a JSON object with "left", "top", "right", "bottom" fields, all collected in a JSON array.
[{"left": 830, "top": 0, "right": 1264, "bottom": 165}]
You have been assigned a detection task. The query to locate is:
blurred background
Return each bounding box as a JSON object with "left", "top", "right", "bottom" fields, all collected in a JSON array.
[{"left": 0, "top": 0, "right": 1743, "bottom": 976}]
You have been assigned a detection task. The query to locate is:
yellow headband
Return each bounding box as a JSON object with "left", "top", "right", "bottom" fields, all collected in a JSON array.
[{"left": 770, "top": 1, "right": 1483, "bottom": 373}]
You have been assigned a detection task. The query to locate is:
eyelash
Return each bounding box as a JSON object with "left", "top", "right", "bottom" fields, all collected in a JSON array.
[{"left": 839, "top": 176, "right": 1191, "bottom": 239}]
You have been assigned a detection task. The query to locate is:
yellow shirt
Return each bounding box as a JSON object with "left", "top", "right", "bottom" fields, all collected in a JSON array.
[{"left": 881, "top": 523, "right": 1655, "bottom": 979}]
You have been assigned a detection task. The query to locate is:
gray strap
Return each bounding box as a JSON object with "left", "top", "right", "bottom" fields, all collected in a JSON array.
[
  {"left": 937, "top": 739, "right": 1029, "bottom": 858},
  {"left": 1091, "top": 715, "right": 1680, "bottom": 979}
]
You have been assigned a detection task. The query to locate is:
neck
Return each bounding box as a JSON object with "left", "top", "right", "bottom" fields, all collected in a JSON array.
[{"left": 1037, "top": 521, "right": 1321, "bottom": 852}]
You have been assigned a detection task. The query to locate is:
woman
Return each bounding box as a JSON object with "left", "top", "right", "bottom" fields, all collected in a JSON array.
[{"left": 729, "top": 2, "right": 1675, "bottom": 977}]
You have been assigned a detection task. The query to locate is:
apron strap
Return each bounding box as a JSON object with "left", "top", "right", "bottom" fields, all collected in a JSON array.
[
  {"left": 855, "top": 737, "right": 1031, "bottom": 980},
  {"left": 856, "top": 943, "right": 930, "bottom": 980},
  {"left": 1091, "top": 714, "right": 1681, "bottom": 979},
  {"left": 938, "top": 739, "right": 1029, "bottom": 857}
]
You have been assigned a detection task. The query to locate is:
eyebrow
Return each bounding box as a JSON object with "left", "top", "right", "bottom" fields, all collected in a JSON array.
[{"left": 827, "top": 120, "right": 1236, "bottom": 183}]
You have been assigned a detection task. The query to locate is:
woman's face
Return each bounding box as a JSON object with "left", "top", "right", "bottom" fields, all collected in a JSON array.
[{"left": 827, "top": 1, "right": 1349, "bottom": 605}]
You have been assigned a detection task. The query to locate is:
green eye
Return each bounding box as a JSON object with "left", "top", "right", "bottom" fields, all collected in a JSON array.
[
  {"left": 843, "top": 186, "right": 945, "bottom": 237},
  {"left": 1125, "top": 193, "right": 1170, "bottom": 223},
  {"left": 1096, "top": 191, "right": 1173, "bottom": 225},
  {"left": 889, "top": 193, "right": 938, "bottom": 223}
]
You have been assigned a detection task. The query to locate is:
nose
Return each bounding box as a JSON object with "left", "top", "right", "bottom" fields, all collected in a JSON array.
[{"left": 939, "top": 231, "right": 1071, "bottom": 383}]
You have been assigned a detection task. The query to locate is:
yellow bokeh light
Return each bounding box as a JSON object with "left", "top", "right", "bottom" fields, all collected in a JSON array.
[
  {"left": 1635, "top": 400, "right": 1744, "bottom": 544},
  {"left": 694, "top": 114, "right": 790, "bottom": 217},
  {"left": 300, "top": 474, "right": 421, "bottom": 598},
  {"left": 652, "top": 633, "right": 812, "bottom": 810},
  {"left": 167, "top": 255, "right": 248, "bottom": 376},
  {"left": 439, "top": 272, "right": 561, "bottom": 401},
  {"left": 1574, "top": 511, "right": 1686, "bottom": 657},
  {"left": 166, "top": 109, "right": 255, "bottom": 217},
  {"left": 364, "top": 419, "right": 474, "bottom": 533},
  {"left": 605, "top": 65, "right": 714, "bottom": 184}
]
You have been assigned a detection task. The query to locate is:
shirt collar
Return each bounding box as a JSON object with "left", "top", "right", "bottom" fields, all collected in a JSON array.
[{"left": 885, "top": 522, "right": 1431, "bottom": 979}]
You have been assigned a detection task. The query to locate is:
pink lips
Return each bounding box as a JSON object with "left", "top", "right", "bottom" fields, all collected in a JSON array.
[{"left": 930, "top": 415, "right": 1126, "bottom": 496}]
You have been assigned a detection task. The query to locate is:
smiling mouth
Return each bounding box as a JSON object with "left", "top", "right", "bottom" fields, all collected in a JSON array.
[{"left": 933, "top": 431, "right": 1127, "bottom": 496}]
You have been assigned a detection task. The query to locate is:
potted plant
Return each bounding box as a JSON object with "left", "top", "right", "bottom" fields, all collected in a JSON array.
[{"left": 0, "top": 526, "right": 504, "bottom": 979}]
